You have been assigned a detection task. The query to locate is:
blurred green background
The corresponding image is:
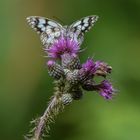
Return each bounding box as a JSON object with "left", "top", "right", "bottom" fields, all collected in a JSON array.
[{"left": 0, "top": 0, "right": 140, "bottom": 140}]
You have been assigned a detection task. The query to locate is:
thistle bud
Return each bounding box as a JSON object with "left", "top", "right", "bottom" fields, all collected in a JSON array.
[
  {"left": 65, "top": 69, "right": 79, "bottom": 85},
  {"left": 47, "top": 60, "right": 64, "bottom": 79},
  {"left": 71, "top": 88, "right": 83, "bottom": 100},
  {"left": 61, "top": 93, "right": 73, "bottom": 105},
  {"left": 61, "top": 53, "right": 81, "bottom": 70},
  {"left": 82, "top": 79, "right": 96, "bottom": 91}
]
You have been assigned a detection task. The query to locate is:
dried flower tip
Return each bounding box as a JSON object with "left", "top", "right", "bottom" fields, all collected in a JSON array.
[
  {"left": 61, "top": 53, "right": 81, "bottom": 70},
  {"left": 98, "top": 80, "right": 115, "bottom": 100},
  {"left": 47, "top": 37, "right": 80, "bottom": 59},
  {"left": 95, "top": 61, "right": 112, "bottom": 77},
  {"left": 60, "top": 93, "right": 73, "bottom": 105},
  {"left": 47, "top": 60, "right": 64, "bottom": 79}
]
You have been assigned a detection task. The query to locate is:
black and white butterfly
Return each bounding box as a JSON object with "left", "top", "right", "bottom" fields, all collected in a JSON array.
[{"left": 26, "top": 15, "right": 99, "bottom": 48}]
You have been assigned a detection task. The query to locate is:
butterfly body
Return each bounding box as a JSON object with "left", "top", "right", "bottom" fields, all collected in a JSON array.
[{"left": 26, "top": 15, "right": 98, "bottom": 48}]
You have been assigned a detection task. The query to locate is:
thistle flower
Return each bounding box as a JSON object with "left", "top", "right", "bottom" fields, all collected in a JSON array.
[
  {"left": 46, "top": 37, "right": 80, "bottom": 59},
  {"left": 78, "top": 58, "right": 99, "bottom": 82},
  {"left": 97, "top": 80, "right": 115, "bottom": 99}
]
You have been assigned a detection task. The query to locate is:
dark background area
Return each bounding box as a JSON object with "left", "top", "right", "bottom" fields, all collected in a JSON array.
[{"left": 0, "top": 0, "right": 140, "bottom": 140}]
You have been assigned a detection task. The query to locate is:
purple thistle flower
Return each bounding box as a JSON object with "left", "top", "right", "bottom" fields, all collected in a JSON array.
[
  {"left": 98, "top": 80, "right": 115, "bottom": 100},
  {"left": 79, "top": 58, "right": 99, "bottom": 82},
  {"left": 82, "top": 59, "right": 98, "bottom": 73},
  {"left": 47, "top": 37, "right": 80, "bottom": 59}
]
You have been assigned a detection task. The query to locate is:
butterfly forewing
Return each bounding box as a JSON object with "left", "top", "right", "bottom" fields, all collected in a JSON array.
[
  {"left": 69, "top": 15, "right": 98, "bottom": 34},
  {"left": 68, "top": 15, "right": 99, "bottom": 45},
  {"left": 26, "top": 16, "right": 64, "bottom": 48}
]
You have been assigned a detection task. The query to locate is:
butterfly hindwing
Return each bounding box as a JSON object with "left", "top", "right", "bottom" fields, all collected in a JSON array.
[{"left": 26, "top": 16, "right": 64, "bottom": 48}]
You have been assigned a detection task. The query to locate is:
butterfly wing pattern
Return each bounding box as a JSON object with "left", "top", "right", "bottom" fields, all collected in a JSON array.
[
  {"left": 26, "top": 15, "right": 98, "bottom": 48},
  {"left": 68, "top": 15, "right": 99, "bottom": 45},
  {"left": 26, "top": 16, "right": 65, "bottom": 48}
]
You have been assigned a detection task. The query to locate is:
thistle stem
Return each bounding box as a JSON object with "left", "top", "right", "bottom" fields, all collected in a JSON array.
[
  {"left": 33, "top": 95, "right": 63, "bottom": 140},
  {"left": 34, "top": 97, "right": 55, "bottom": 139}
]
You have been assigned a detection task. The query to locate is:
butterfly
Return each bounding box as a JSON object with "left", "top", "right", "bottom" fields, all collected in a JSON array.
[{"left": 26, "top": 15, "right": 99, "bottom": 49}]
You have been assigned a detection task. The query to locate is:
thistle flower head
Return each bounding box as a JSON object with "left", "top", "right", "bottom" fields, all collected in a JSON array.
[
  {"left": 82, "top": 58, "right": 98, "bottom": 74},
  {"left": 98, "top": 80, "right": 115, "bottom": 100},
  {"left": 79, "top": 58, "right": 99, "bottom": 82},
  {"left": 47, "top": 37, "right": 80, "bottom": 59}
]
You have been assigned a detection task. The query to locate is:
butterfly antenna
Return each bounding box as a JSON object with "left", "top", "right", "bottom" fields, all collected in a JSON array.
[
  {"left": 41, "top": 55, "right": 50, "bottom": 58},
  {"left": 79, "top": 47, "right": 87, "bottom": 53},
  {"left": 42, "top": 48, "right": 49, "bottom": 51},
  {"left": 91, "top": 53, "right": 95, "bottom": 59},
  {"left": 86, "top": 53, "right": 95, "bottom": 60},
  {"left": 52, "top": 16, "right": 65, "bottom": 25}
]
